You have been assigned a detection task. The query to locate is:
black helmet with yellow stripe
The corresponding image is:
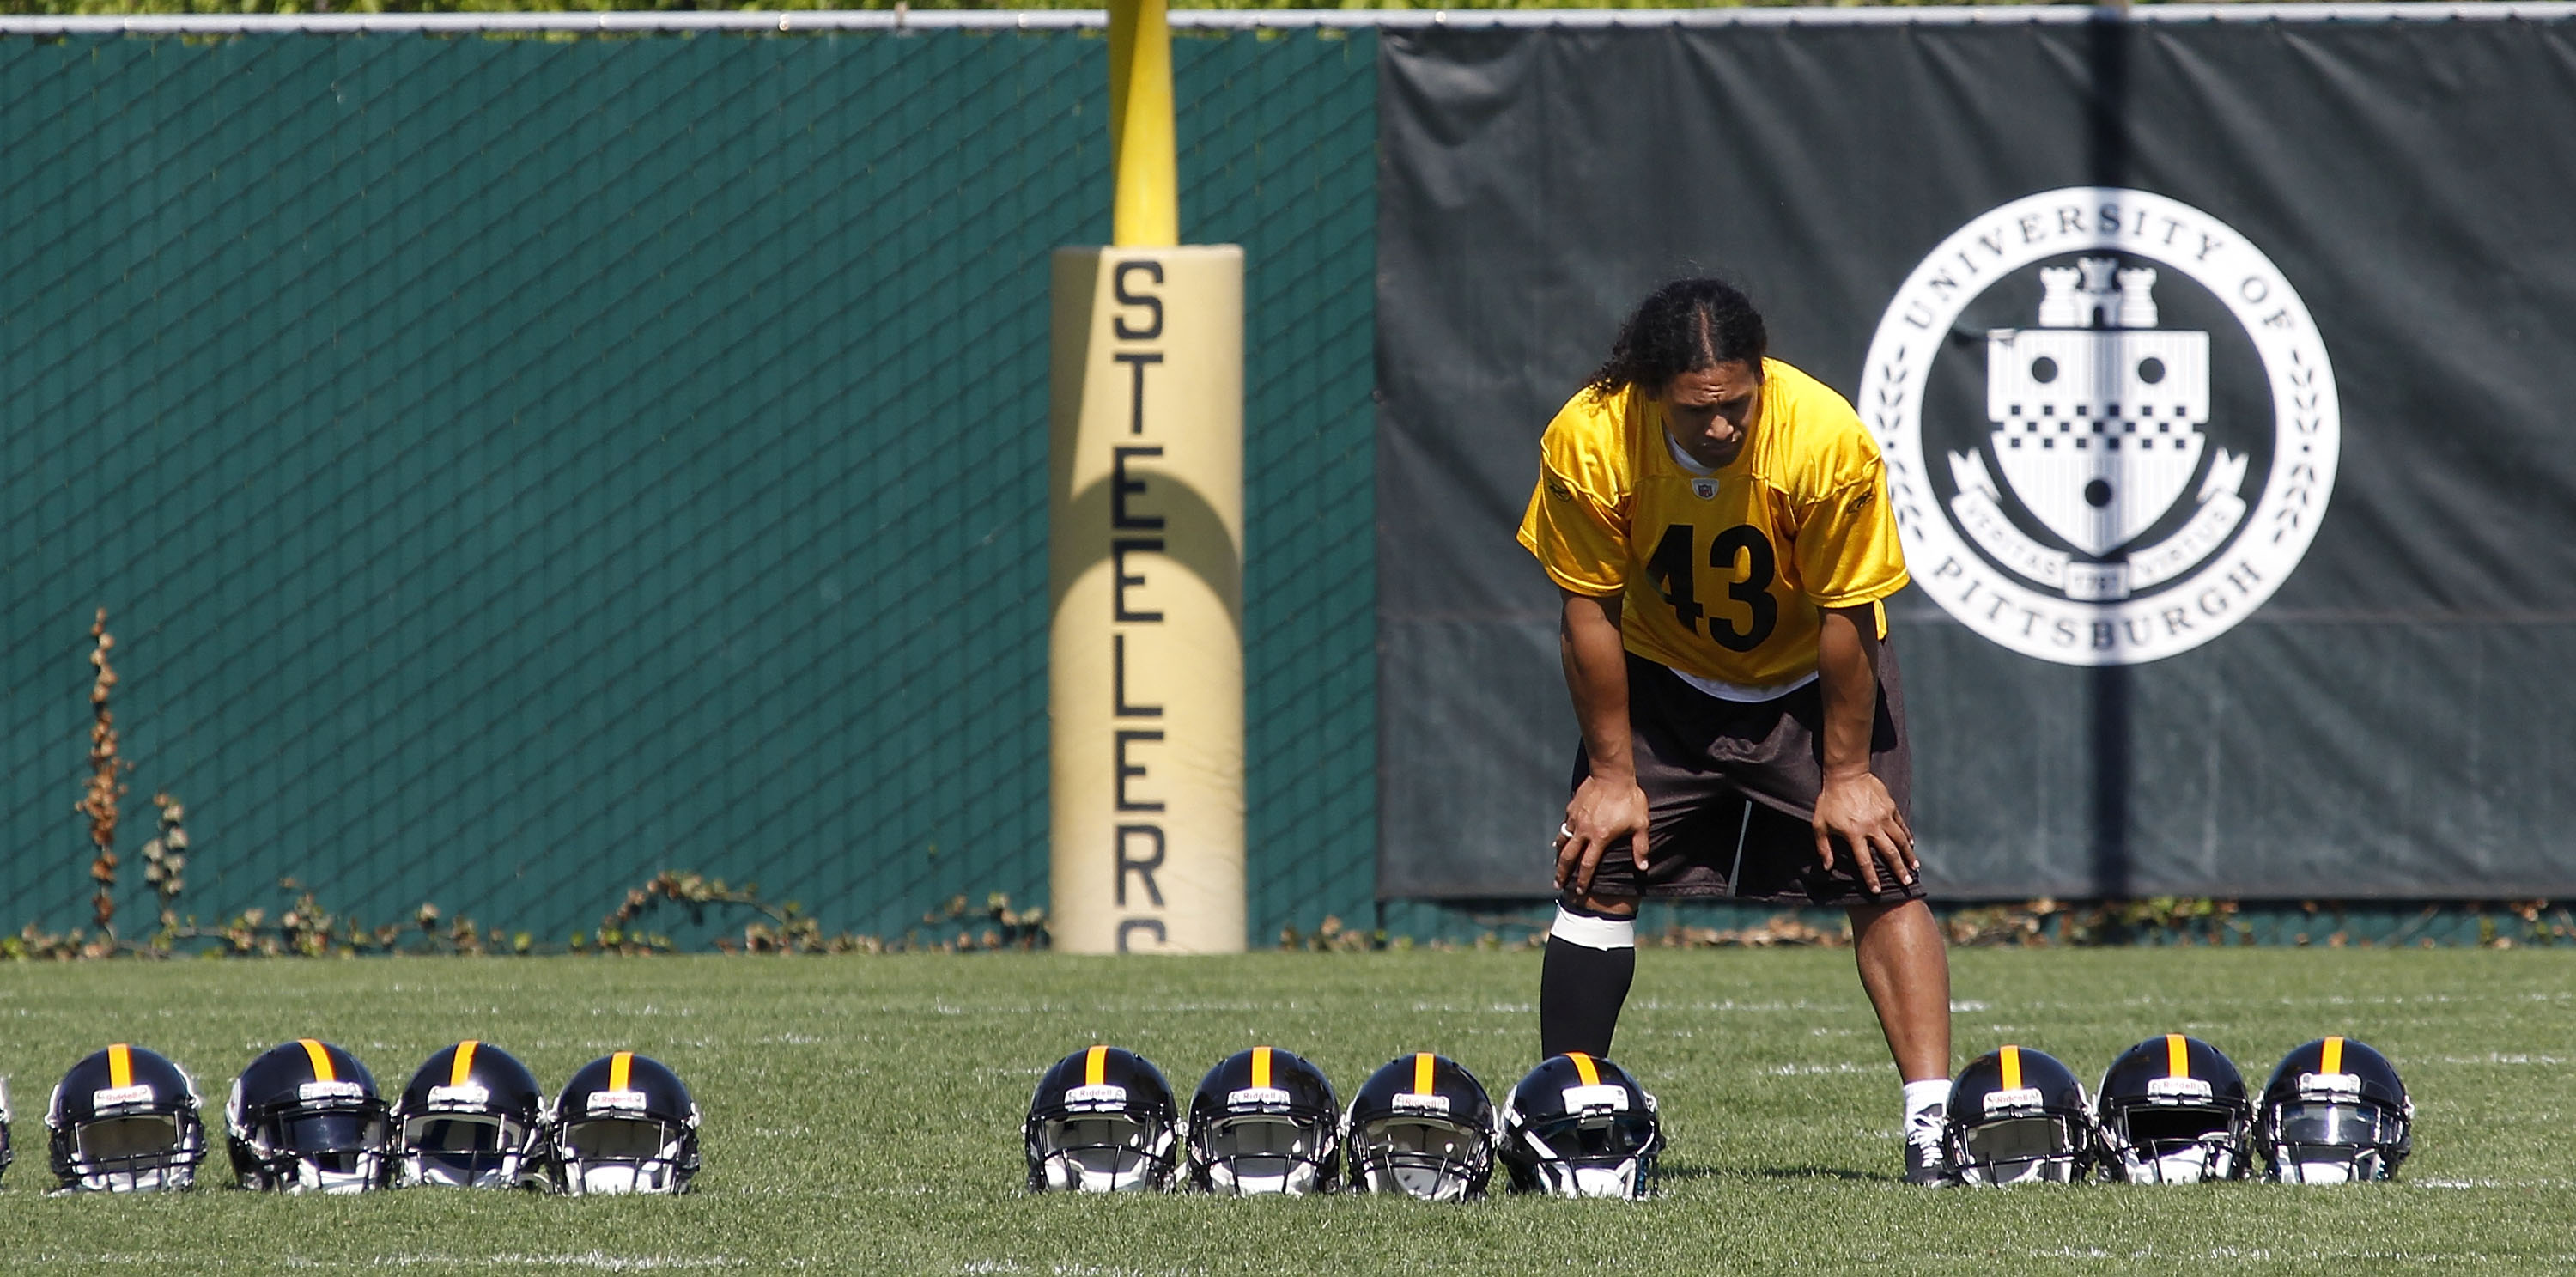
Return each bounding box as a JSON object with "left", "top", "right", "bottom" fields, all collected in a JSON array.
[
  {"left": 2095, "top": 1034, "right": 2252, "bottom": 1183},
  {"left": 1345, "top": 1052, "right": 1496, "bottom": 1201},
  {"left": 1944, "top": 1044, "right": 2097, "bottom": 1185},
  {"left": 1498, "top": 1052, "right": 1662, "bottom": 1199},
  {"left": 226, "top": 1039, "right": 394, "bottom": 1193},
  {"left": 46, "top": 1043, "right": 205, "bottom": 1192},
  {"left": 2256, "top": 1036, "right": 2411, "bottom": 1183},
  {"left": 393, "top": 1040, "right": 551, "bottom": 1190},
  {"left": 1185, "top": 1046, "right": 1340, "bottom": 1195},
  {"left": 550, "top": 1051, "right": 702, "bottom": 1195},
  {"left": 1024, "top": 1045, "right": 1178, "bottom": 1193}
]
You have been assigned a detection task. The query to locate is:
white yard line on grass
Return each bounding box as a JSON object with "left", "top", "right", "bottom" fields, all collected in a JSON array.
[
  {"left": 30, "top": 1259, "right": 747, "bottom": 1274},
  {"left": 959, "top": 1263, "right": 1208, "bottom": 1277},
  {"left": 297, "top": 1257, "right": 745, "bottom": 1271},
  {"left": 2021, "top": 1248, "right": 2576, "bottom": 1265}
]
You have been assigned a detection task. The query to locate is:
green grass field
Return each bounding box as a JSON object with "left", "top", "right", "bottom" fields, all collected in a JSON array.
[{"left": 0, "top": 947, "right": 2568, "bottom": 1274}]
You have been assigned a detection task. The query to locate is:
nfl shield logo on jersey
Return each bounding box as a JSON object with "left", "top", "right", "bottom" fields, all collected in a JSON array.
[
  {"left": 1861, "top": 187, "right": 2342, "bottom": 666},
  {"left": 1690, "top": 478, "right": 1716, "bottom": 500}
]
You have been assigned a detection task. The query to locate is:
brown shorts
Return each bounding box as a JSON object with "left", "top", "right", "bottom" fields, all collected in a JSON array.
[{"left": 1567, "top": 648, "right": 1920, "bottom": 908}]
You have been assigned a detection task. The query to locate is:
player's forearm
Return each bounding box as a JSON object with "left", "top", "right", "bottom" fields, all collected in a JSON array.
[
  {"left": 1558, "top": 591, "right": 1636, "bottom": 781},
  {"left": 1816, "top": 605, "right": 1881, "bottom": 782}
]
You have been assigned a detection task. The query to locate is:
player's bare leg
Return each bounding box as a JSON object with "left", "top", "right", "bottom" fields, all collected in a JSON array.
[
  {"left": 1850, "top": 897, "right": 1949, "bottom": 1078},
  {"left": 1849, "top": 897, "right": 1953, "bottom": 1182}
]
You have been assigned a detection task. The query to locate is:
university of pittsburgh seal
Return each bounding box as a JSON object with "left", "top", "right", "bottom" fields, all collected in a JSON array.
[{"left": 1860, "top": 187, "right": 2339, "bottom": 665}]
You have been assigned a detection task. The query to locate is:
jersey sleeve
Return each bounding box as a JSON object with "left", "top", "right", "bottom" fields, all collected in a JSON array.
[
  {"left": 1516, "top": 395, "right": 1632, "bottom": 598},
  {"left": 1793, "top": 461, "right": 1911, "bottom": 609}
]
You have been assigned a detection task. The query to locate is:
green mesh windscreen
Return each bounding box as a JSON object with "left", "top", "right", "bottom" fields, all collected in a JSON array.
[{"left": 0, "top": 27, "right": 1376, "bottom": 946}]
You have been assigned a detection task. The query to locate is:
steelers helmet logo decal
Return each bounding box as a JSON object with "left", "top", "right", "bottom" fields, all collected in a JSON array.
[{"left": 1860, "top": 187, "right": 2339, "bottom": 665}]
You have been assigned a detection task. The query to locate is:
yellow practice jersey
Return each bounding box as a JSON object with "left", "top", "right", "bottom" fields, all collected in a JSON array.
[{"left": 1516, "top": 358, "right": 1910, "bottom": 690}]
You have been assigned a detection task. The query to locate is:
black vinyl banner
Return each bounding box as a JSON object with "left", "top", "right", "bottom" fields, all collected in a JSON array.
[{"left": 1376, "top": 14, "right": 2576, "bottom": 900}]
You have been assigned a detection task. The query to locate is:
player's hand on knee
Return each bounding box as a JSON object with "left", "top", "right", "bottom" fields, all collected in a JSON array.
[
  {"left": 1556, "top": 776, "right": 1650, "bottom": 897},
  {"left": 1812, "top": 772, "right": 1916, "bottom": 892}
]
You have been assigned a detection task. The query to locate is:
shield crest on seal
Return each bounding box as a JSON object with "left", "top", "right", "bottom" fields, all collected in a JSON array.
[{"left": 1985, "top": 259, "right": 2208, "bottom": 557}]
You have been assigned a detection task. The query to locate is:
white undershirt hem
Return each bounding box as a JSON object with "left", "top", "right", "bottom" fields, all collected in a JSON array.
[{"left": 1668, "top": 665, "right": 1818, "bottom": 703}]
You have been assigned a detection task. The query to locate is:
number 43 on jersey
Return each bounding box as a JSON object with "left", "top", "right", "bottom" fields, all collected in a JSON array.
[{"left": 1644, "top": 523, "right": 1777, "bottom": 652}]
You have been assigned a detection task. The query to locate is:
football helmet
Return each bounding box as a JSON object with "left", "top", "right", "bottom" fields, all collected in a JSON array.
[
  {"left": 1025, "top": 1045, "right": 1178, "bottom": 1193},
  {"left": 1945, "top": 1045, "right": 2097, "bottom": 1185},
  {"left": 47, "top": 1044, "right": 204, "bottom": 1193},
  {"left": 227, "top": 1039, "right": 394, "bottom": 1193},
  {"left": 2256, "top": 1037, "right": 2412, "bottom": 1183},
  {"left": 551, "top": 1052, "right": 702, "bottom": 1195},
  {"left": 394, "top": 1040, "right": 551, "bottom": 1189},
  {"left": 2095, "top": 1034, "right": 2252, "bottom": 1183},
  {"left": 1498, "top": 1052, "right": 1662, "bottom": 1199},
  {"left": 1343, "top": 1052, "right": 1496, "bottom": 1201},
  {"left": 1184, "top": 1047, "right": 1339, "bottom": 1195}
]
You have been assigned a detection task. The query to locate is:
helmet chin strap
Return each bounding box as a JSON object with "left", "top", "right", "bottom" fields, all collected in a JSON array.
[
  {"left": 2287, "top": 1159, "right": 2354, "bottom": 1184},
  {"left": 1567, "top": 1163, "right": 1639, "bottom": 1198},
  {"left": 1364, "top": 1142, "right": 1475, "bottom": 1200},
  {"left": 579, "top": 1159, "right": 676, "bottom": 1194},
  {"left": 294, "top": 1156, "right": 380, "bottom": 1195},
  {"left": 1043, "top": 1155, "right": 1080, "bottom": 1193},
  {"left": 1208, "top": 1156, "right": 1317, "bottom": 1196},
  {"left": 1041, "top": 1141, "right": 1156, "bottom": 1193},
  {"left": 2142, "top": 1147, "right": 2214, "bottom": 1183}
]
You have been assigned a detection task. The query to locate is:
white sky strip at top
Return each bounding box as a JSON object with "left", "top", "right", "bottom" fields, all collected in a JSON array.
[{"left": 0, "top": 5, "right": 2569, "bottom": 36}]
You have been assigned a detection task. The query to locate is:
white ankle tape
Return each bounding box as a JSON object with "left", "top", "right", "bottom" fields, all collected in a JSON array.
[{"left": 1550, "top": 906, "right": 1636, "bottom": 951}]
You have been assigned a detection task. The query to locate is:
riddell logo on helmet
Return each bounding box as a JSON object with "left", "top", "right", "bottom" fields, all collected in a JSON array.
[
  {"left": 90, "top": 1084, "right": 155, "bottom": 1109},
  {"left": 2145, "top": 1076, "right": 2215, "bottom": 1102},
  {"left": 588, "top": 1088, "right": 650, "bottom": 1114},
  {"left": 1860, "top": 187, "right": 2341, "bottom": 666},
  {"left": 1063, "top": 1084, "right": 1129, "bottom": 1108},
  {"left": 2297, "top": 1072, "right": 2363, "bottom": 1099},
  {"left": 1982, "top": 1086, "right": 2044, "bottom": 1115},
  {"left": 1389, "top": 1092, "right": 1451, "bottom": 1115},
  {"left": 297, "top": 1080, "right": 364, "bottom": 1102},
  {"left": 1225, "top": 1086, "right": 1292, "bottom": 1108},
  {"left": 1558, "top": 1084, "right": 1630, "bottom": 1114},
  {"left": 425, "top": 1082, "right": 492, "bottom": 1110}
]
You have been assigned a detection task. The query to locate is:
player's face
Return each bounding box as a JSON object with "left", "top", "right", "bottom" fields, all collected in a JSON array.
[{"left": 1655, "top": 361, "right": 1761, "bottom": 470}]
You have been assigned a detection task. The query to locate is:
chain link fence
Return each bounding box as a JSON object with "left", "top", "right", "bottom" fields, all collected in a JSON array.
[{"left": 0, "top": 24, "right": 1376, "bottom": 948}]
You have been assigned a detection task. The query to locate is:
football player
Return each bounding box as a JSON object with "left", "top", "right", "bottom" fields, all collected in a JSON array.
[{"left": 1518, "top": 277, "right": 1954, "bottom": 1183}]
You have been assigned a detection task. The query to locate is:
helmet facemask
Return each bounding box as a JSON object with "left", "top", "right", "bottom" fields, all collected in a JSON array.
[
  {"left": 1029, "top": 1110, "right": 1175, "bottom": 1193},
  {"left": 1953, "top": 1111, "right": 2088, "bottom": 1185},
  {"left": 401, "top": 1105, "right": 546, "bottom": 1189},
  {"left": 2105, "top": 1102, "right": 2246, "bottom": 1184},
  {"left": 1349, "top": 1115, "right": 1490, "bottom": 1201},
  {"left": 556, "top": 1113, "right": 698, "bottom": 1195},
  {"left": 236, "top": 1086, "right": 392, "bottom": 1194},
  {"left": 56, "top": 1104, "right": 204, "bottom": 1194},
  {"left": 1194, "top": 1112, "right": 1333, "bottom": 1196},
  {"left": 1511, "top": 1106, "right": 1661, "bottom": 1199},
  {"left": 2267, "top": 1098, "right": 2408, "bottom": 1183}
]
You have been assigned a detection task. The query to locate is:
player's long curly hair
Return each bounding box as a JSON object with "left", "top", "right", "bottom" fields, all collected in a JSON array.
[{"left": 1584, "top": 278, "right": 1768, "bottom": 398}]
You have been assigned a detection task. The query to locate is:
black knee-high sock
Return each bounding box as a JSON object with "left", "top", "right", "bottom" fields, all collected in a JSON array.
[{"left": 1540, "top": 928, "right": 1636, "bottom": 1059}]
